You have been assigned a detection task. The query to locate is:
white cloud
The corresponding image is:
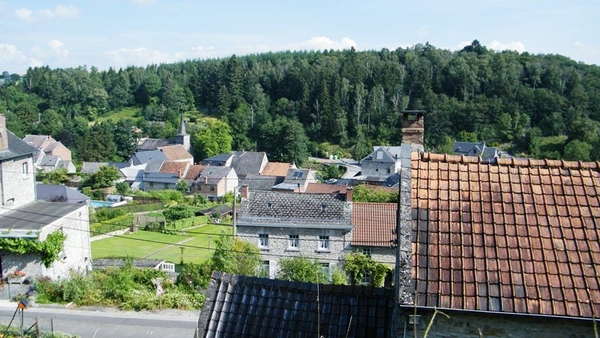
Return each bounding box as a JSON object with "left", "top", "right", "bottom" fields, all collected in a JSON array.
[
  {"left": 104, "top": 48, "right": 185, "bottom": 67},
  {"left": 487, "top": 40, "right": 526, "bottom": 53},
  {"left": 190, "top": 46, "right": 218, "bottom": 59},
  {"left": 0, "top": 44, "right": 42, "bottom": 73},
  {"left": 14, "top": 5, "right": 79, "bottom": 24},
  {"left": 47, "top": 40, "right": 69, "bottom": 58},
  {"left": 288, "top": 37, "right": 357, "bottom": 51}
]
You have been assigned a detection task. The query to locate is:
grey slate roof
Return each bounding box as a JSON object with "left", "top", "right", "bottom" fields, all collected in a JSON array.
[
  {"left": 197, "top": 272, "right": 395, "bottom": 338},
  {"left": 0, "top": 131, "right": 37, "bottom": 161},
  {"left": 136, "top": 138, "right": 172, "bottom": 151},
  {"left": 22, "top": 135, "right": 49, "bottom": 149},
  {"left": 239, "top": 190, "right": 352, "bottom": 226},
  {"left": 202, "top": 153, "right": 233, "bottom": 166},
  {"left": 36, "top": 184, "right": 90, "bottom": 203},
  {"left": 143, "top": 172, "right": 180, "bottom": 184},
  {"left": 0, "top": 201, "right": 86, "bottom": 235},
  {"left": 360, "top": 146, "right": 398, "bottom": 164},
  {"left": 231, "top": 151, "right": 266, "bottom": 177},
  {"left": 80, "top": 162, "right": 108, "bottom": 174},
  {"left": 196, "top": 166, "right": 233, "bottom": 185},
  {"left": 132, "top": 150, "right": 167, "bottom": 165},
  {"left": 239, "top": 174, "right": 283, "bottom": 191},
  {"left": 40, "top": 155, "right": 59, "bottom": 167}
]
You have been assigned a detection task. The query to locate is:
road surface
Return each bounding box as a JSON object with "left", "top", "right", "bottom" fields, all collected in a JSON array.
[{"left": 0, "top": 301, "right": 199, "bottom": 338}]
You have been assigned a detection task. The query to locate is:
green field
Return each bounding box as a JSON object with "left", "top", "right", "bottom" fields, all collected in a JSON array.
[{"left": 92, "top": 224, "right": 233, "bottom": 264}]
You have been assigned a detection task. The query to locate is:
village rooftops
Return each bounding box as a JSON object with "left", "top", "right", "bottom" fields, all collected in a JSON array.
[{"left": 0, "top": 130, "right": 37, "bottom": 161}]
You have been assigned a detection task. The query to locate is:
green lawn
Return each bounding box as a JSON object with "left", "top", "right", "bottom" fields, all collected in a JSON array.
[
  {"left": 92, "top": 230, "right": 190, "bottom": 260},
  {"left": 93, "top": 107, "right": 142, "bottom": 124},
  {"left": 92, "top": 224, "right": 233, "bottom": 264}
]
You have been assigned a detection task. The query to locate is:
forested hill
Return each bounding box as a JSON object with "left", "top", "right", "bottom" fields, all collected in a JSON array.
[{"left": 1, "top": 40, "right": 600, "bottom": 164}]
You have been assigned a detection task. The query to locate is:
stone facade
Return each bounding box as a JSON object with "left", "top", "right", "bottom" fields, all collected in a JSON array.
[
  {"left": 237, "top": 226, "right": 352, "bottom": 279},
  {"left": 401, "top": 111, "right": 425, "bottom": 145},
  {"left": 0, "top": 156, "right": 35, "bottom": 214},
  {"left": 399, "top": 308, "right": 595, "bottom": 338},
  {"left": 2, "top": 204, "right": 91, "bottom": 279}
]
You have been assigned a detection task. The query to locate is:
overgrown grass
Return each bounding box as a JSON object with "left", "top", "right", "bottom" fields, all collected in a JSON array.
[
  {"left": 90, "top": 213, "right": 134, "bottom": 235},
  {"left": 91, "top": 230, "right": 191, "bottom": 260},
  {"left": 0, "top": 325, "right": 73, "bottom": 338},
  {"left": 34, "top": 264, "right": 205, "bottom": 311},
  {"left": 94, "top": 107, "right": 142, "bottom": 124}
]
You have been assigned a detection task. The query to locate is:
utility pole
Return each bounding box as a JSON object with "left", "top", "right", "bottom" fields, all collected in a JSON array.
[{"left": 233, "top": 186, "right": 238, "bottom": 237}]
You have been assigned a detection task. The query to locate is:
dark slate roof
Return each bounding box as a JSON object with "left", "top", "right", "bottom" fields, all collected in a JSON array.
[
  {"left": 382, "top": 173, "right": 400, "bottom": 188},
  {"left": 197, "top": 272, "right": 395, "bottom": 338},
  {"left": 0, "top": 201, "right": 86, "bottom": 234},
  {"left": 239, "top": 174, "right": 283, "bottom": 191},
  {"left": 452, "top": 141, "right": 485, "bottom": 156},
  {"left": 231, "top": 151, "right": 266, "bottom": 177},
  {"left": 143, "top": 172, "right": 180, "bottom": 184},
  {"left": 36, "top": 184, "right": 90, "bottom": 203},
  {"left": 202, "top": 153, "right": 233, "bottom": 166},
  {"left": 360, "top": 146, "right": 398, "bottom": 164},
  {"left": 0, "top": 131, "right": 37, "bottom": 161},
  {"left": 239, "top": 190, "right": 352, "bottom": 226},
  {"left": 40, "top": 155, "right": 60, "bottom": 166},
  {"left": 137, "top": 138, "right": 172, "bottom": 151},
  {"left": 80, "top": 162, "right": 108, "bottom": 174}
]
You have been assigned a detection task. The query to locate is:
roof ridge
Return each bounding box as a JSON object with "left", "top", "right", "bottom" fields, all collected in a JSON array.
[{"left": 420, "top": 152, "right": 600, "bottom": 170}]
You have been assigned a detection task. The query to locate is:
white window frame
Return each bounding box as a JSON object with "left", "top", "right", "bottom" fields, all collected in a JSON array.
[
  {"left": 262, "top": 260, "right": 271, "bottom": 278},
  {"left": 258, "top": 233, "right": 269, "bottom": 249},
  {"left": 361, "top": 247, "right": 372, "bottom": 257},
  {"left": 318, "top": 235, "right": 330, "bottom": 252},
  {"left": 22, "top": 162, "right": 29, "bottom": 178},
  {"left": 320, "top": 262, "right": 331, "bottom": 282},
  {"left": 288, "top": 234, "right": 299, "bottom": 250}
]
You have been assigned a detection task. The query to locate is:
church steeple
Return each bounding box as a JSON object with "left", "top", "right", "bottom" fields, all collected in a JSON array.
[
  {"left": 178, "top": 112, "right": 187, "bottom": 136},
  {"left": 175, "top": 113, "right": 191, "bottom": 152}
]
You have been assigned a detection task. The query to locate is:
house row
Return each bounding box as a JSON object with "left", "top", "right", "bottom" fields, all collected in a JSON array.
[{"left": 198, "top": 112, "right": 599, "bottom": 338}]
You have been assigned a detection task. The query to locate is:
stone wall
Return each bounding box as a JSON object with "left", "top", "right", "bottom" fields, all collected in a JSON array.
[
  {"left": 0, "top": 157, "right": 36, "bottom": 214},
  {"left": 237, "top": 225, "right": 352, "bottom": 278},
  {"left": 398, "top": 308, "right": 595, "bottom": 338}
]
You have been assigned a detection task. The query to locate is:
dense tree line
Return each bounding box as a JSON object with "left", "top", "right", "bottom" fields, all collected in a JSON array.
[{"left": 1, "top": 40, "right": 600, "bottom": 163}]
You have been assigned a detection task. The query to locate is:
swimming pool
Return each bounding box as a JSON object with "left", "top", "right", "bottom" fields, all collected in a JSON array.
[{"left": 89, "top": 200, "right": 117, "bottom": 208}]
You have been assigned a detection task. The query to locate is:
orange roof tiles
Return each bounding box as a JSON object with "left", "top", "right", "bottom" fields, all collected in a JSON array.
[
  {"left": 352, "top": 202, "right": 396, "bottom": 247},
  {"left": 158, "top": 145, "right": 193, "bottom": 160},
  {"left": 185, "top": 164, "right": 206, "bottom": 180},
  {"left": 261, "top": 162, "right": 293, "bottom": 176},
  {"left": 159, "top": 161, "right": 188, "bottom": 175},
  {"left": 305, "top": 183, "right": 348, "bottom": 194},
  {"left": 411, "top": 152, "right": 600, "bottom": 319}
]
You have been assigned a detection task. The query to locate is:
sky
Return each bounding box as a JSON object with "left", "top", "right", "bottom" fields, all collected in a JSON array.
[{"left": 1, "top": 0, "right": 599, "bottom": 74}]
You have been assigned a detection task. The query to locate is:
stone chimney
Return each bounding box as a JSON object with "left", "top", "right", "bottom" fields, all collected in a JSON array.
[
  {"left": 395, "top": 144, "right": 415, "bottom": 305},
  {"left": 240, "top": 185, "right": 249, "bottom": 198},
  {"left": 0, "top": 114, "right": 7, "bottom": 151},
  {"left": 401, "top": 110, "right": 425, "bottom": 147}
]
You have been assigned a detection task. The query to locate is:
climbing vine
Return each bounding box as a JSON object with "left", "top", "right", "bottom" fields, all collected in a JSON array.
[
  {"left": 0, "top": 231, "right": 66, "bottom": 268},
  {"left": 344, "top": 251, "right": 391, "bottom": 287}
]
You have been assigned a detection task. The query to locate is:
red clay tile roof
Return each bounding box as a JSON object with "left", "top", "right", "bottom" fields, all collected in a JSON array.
[
  {"left": 305, "top": 183, "right": 348, "bottom": 194},
  {"left": 352, "top": 202, "right": 396, "bottom": 247},
  {"left": 159, "top": 161, "right": 188, "bottom": 175},
  {"left": 158, "top": 145, "right": 193, "bottom": 160},
  {"left": 261, "top": 162, "right": 293, "bottom": 176},
  {"left": 411, "top": 152, "right": 600, "bottom": 319},
  {"left": 184, "top": 164, "right": 206, "bottom": 180}
]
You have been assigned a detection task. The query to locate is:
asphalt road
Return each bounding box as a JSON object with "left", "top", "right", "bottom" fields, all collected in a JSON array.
[{"left": 0, "top": 301, "right": 199, "bottom": 338}]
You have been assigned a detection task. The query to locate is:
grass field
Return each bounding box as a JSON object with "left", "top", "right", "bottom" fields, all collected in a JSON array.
[
  {"left": 92, "top": 224, "right": 233, "bottom": 264},
  {"left": 93, "top": 107, "right": 142, "bottom": 124}
]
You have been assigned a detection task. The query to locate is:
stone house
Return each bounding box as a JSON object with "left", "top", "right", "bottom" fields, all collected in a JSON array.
[
  {"left": 0, "top": 115, "right": 91, "bottom": 280},
  {"left": 193, "top": 166, "right": 237, "bottom": 201},
  {"left": 271, "top": 168, "right": 317, "bottom": 193},
  {"left": 237, "top": 189, "right": 353, "bottom": 279}
]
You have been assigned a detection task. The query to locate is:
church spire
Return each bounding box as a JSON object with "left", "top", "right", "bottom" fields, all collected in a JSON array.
[{"left": 178, "top": 113, "right": 187, "bottom": 135}]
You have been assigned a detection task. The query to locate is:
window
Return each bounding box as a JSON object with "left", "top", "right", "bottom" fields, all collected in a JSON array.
[
  {"left": 210, "top": 186, "right": 215, "bottom": 192},
  {"left": 262, "top": 260, "right": 271, "bottom": 278},
  {"left": 22, "top": 162, "right": 28, "bottom": 177},
  {"left": 320, "top": 263, "right": 331, "bottom": 282},
  {"left": 361, "top": 270, "right": 372, "bottom": 285},
  {"left": 386, "top": 168, "right": 391, "bottom": 174},
  {"left": 288, "top": 235, "right": 299, "bottom": 249},
  {"left": 361, "top": 247, "right": 372, "bottom": 257},
  {"left": 318, "top": 235, "right": 330, "bottom": 251},
  {"left": 259, "top": 234, "right": 269, "bottom": 248}
]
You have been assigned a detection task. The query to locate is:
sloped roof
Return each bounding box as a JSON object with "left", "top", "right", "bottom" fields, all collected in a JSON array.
[
  {"left": 202, "top": 153, "right": 233, "bottom": 166},
  {"left": 36, "top": 184, "right": 90, "bottom": 203},
  {"left": 23, "top": 135, "right": 51, "bottom": 149},
  {"left": 80, "top": 162, "right": 108, "bottom": 174},
  {"left": 196, "top": 166, "right": 234, "bottom": 185},
  {"left": 184, "top": 164, "right": 206, "bottom": 181},
  {"left": 137, "top": 138, "right": 172, "bottom": 151},
  {"left": 0, "top": 131, "right": 37, "bottom": 161},
  {"left": 197, "top": 272, "right": 395, "bottom": 338},
  {"left": 143, "top": 172, "right": 180, "bottom": 184},
  {"left": 352, "top": 202, "right": 396, "bottom": 247},
  {"left": 0, "top": 201, "right": 86, "bottom": 235},
  {"left": 239, "top": 190, "right": 352, "bottom": 226},
  {"left": 159, "top": 161, "right": 188, "bottom": 175},
  {"left": 231, "top": 151, "right": 266, "bottom": 177},
  {"left": 361, "top": 146, "right": 399, "bottom": 164},
  {"left": 158, "top": 145, "right": 193, "bottom": 161},
  {"left": 40, "top": 155, "right": 59, "bottom": 167},
  {"left": 411, "top": 152, "right": 600, "bottom": 319},
  {"left": 261, "top": 162, "right": 293, "bottom": 176},
  {"left": 239, "top": 174, "right": 283, "bottom": 191},
  {"left": 132, "top": 149, "right": 167, "bottom": 165},
  {"left": 305, "top": 183, "right": 348, "bottom": 194}
]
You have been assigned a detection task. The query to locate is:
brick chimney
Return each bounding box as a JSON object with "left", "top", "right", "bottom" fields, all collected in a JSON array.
[
  {"left": 401, "top": 110, "right": 425, "bottom": 146},
  {"left": 0, "top": 114, "right": 8, "bottom": 151},
  {"left": 240, "top": 185, "right": 249, "bottom": 198}
]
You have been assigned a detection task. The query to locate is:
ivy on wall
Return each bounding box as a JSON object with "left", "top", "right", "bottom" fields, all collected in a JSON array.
[{"left": 0, "top": 231, "right": 67, "bottom": 268}]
